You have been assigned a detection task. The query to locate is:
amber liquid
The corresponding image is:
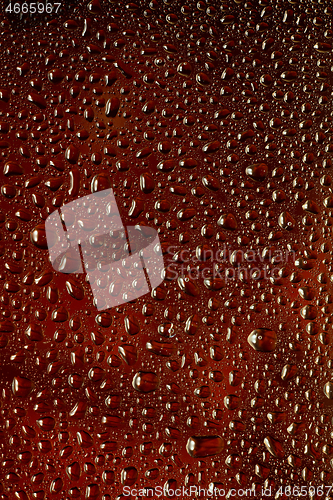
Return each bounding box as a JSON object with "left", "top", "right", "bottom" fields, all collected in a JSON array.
[{"left": 0, "top": 1, "right": 333, "bottom": 499}]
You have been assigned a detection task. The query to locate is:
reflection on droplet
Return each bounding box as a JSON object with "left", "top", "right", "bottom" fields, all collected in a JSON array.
[
  {"left": 132, "top": 371, "right": 159, "bottom": 393},
  {"left": 12, "top": 376, "right": 32, "bottom": 397},
  {"left": 186, "top": 436, "right": 224, "bottom": 458},
  {"left": 247, "top": 329, "right": 277, "bottom": 352}
]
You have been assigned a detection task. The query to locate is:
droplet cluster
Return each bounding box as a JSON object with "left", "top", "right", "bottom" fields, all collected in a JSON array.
[{"left": 0, "top": 0, "right": 333, "bottom": 498}]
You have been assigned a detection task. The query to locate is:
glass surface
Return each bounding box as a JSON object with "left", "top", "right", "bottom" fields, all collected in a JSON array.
[{"left": 0, "top": 1, "right": 332, "bottom": 499}]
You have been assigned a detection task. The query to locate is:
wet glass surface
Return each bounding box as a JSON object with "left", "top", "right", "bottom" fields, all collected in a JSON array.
[{"left": 0, "top": 1, "right": 333, "bottom": 498}]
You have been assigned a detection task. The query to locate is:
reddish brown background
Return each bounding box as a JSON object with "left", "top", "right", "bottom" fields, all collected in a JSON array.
[{"left": 0, "top": 0, "right": 333, "bottom": 499}]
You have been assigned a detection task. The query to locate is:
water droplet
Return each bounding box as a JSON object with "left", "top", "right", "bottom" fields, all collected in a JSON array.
[
  {"left": 247, "top": 329, "right": 277, "bottom": 352},
  {"left": 132, "top": 371, "right": 159, "bottom": 393},
  {"left": 186, "top": 436, "right": 224, "bottom": 458}
]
